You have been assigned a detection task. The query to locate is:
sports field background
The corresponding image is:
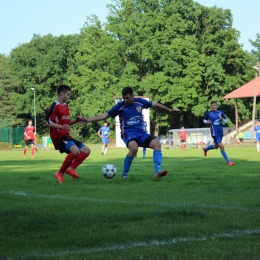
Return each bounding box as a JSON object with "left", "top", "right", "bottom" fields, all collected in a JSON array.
[{"left": 0, "top": 144, "right": 259, "bottom": 259}]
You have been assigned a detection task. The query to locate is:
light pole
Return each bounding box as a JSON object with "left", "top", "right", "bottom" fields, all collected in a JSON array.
[
  {"left": 251, "top": 64, "right": 259, "bottom": 141},
  {"left": 31, "top": 88, "right": 36, "bottom": 133}
]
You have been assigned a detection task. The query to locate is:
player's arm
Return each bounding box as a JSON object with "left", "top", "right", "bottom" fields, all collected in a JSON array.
[
  {"left": 70, "top": 116, "right": 84, "bottom": 126},
  {"left": 219, "top": 112, "right": 227, "bottom": 124},
  {"left": 83, "top": 113, "right": 110, "bottom": 123},
  {"left": 152, "top": 102, "right": 181, "bottom": 113},
  {"left": 46, "top": 122, "right": 70, "bottom": 130},
  {"left": 98, "top": 130, "right": 102, "bottom": 138},
  {"left": 24, "top": 128, "right": 30, "bottom": 139},
  {"left": 203, "top": 112, "right": 210, "bottom": 124}
]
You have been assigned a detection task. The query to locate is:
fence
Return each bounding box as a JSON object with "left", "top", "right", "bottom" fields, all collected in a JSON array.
[{"left": 0, "top": 119, "right": 25, "bottom": 149}]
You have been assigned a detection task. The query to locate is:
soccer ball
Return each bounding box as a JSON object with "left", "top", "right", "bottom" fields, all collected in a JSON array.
[{"left": 102, "top": 164, "right": 117, "bottom": 179}]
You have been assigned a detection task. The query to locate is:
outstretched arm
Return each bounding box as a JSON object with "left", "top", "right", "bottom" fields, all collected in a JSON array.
[
  {"left": 83, "top": 113, "right": 110, "bottom": 123},
  {"left": 152, "top": 102, "right": 181, "bottom": 113}
]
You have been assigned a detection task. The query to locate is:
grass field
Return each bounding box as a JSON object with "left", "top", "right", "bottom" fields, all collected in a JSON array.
[{"left": 1, "top": 144, "right": 260, "bottom": 260}]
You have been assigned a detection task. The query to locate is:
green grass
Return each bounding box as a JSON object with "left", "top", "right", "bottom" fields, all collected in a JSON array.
[{"left": 0, "top": 145, "right": 260, "bottom": 259}]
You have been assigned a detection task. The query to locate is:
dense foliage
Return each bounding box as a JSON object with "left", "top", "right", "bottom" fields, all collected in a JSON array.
[{"left": 0, "top": 0, "right": 259, "bottom": 140}]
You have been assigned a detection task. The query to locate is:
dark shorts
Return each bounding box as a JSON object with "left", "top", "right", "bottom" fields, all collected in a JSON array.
[
  {"left": 121, "top": 132, "right": 155, "bottom": 148},
  {"left": 58, "top": 136, "right": 84, "bottom": 154},
  {"left": 180, "top": 140, "right": 186, "bottom": 143},
  {"left": 239, "top": 138, "right": 243, "bottom": 142},
  {"left": 25, "top": 139, "right": 35, "bottom": 146}
]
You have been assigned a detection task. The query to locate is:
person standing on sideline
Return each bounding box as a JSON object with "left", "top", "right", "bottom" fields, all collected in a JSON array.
[
  {"left": 254, "top": 120, "right": 260, "bottom": 152},
  {"left": 142, "top": 114, "right": 148, "bottom": 158},
  {"left": 179, "top": 126, "right": 187, "bottom": 150},
  {"left": 23, "top": 120, "right": 36, "bottom": 158},
  {"left": 98, "top": 121, "right": 110, "bottom": 155},
  {"left": 46, "top": 84, "right": 91, "bottom": 183},
  {"left": 83, "top": 86, "right": 181, "bottom": 179},
  {"left": 202, "top": 101, "right": 234, "bottom": 166},
  {"left": 236, "top": 130, "right": 244, "bottom": 148}
]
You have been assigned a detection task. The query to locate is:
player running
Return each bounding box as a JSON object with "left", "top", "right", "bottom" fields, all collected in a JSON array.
[
  {"left": 83, "top": 86, "right": 181, "bottom": 179},
  {"left": 46, "top": 84, "right": 91, "bottom": 183},
  {"left": 202, "top": 101, "right": 234, "bottom": 166},
  {"left": 23, "top": 120, "right": 36, "bottom": 158},
  {"left": 98, "top": 121, "right": 110, "bottom": 155}
]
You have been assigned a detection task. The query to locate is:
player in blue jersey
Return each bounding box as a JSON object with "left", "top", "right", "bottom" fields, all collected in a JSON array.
[
  {"left": 83, "top": 86, "right": 181, "bottom": 179},
  {"left": 254, "top": 120, "right": 260, "bottom": 152},
  {"left": 202, "top": 101, "right": 234, "bottom": 166},
  {"left": 98, "top": 121, "right": 110, "bottom": 155}
]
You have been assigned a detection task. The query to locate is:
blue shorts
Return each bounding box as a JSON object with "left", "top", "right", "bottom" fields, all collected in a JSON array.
[
  {"left": 58, "top": 136, "right": 85, "bottom": 154},
  {"left": 102, "top": 137, "right": 109, "bottom": 145},
  {"left": 121, "top": 132, "right": 155, "bottom": 148},
  {"left": 212, "top": 133, "right": 223, "bottom": 144}
]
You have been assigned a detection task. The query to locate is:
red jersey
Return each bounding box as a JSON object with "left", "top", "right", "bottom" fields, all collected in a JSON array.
[
  {"left": 24, "top": 126, "right": 35, "bottom": 140},
  {"left": 46, "top": 101, "right": 71, "bottom": 149},
  {"left": 179, "top": 130, "right": 187, "bottom": 141}
]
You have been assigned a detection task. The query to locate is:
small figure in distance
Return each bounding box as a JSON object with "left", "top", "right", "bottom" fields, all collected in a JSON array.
[
  {"left": 179, "top": 126, "right": 187, "bottom": 150},
  {"left": 98, "top": 121, "right": 110, "bottom": 155},
  {"left": 202, "top": 101, "right": 234, "bottom": 166},
  {"left": 83, "top": 86, "right": 181, "bottom": 179},
  {"left": 46, "top": 84, "right": 91, "bottom": 183},
  {"left": 236, "top": 130, "right": 244, "bottom": 148},
  {"left": 23, "top": 120, "right": 36, "bottom": 158},
  {"left": 254, "top": 120, "right": 260, "bottom": 152}
]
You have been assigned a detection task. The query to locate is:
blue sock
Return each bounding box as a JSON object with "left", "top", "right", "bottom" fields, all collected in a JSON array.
[
  {"left": 143, "top": 148, "right": 146, "bottom": 157},
  {"left": 153, "top": 150, "right": 162, "bottom": 173},
  {"left": 122, "top": 154, "right": 134, "bottom": 177},
  {"left": 206, "top": 144, "right": 215, "bottom": 152},
  {"left": 221, "top": 150, "right": 229, "bottom": 162}
]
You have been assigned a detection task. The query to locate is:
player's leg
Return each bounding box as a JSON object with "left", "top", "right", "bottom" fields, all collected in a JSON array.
[
  {"left": 103, "top": 139, "right": 109, "bottom": 155},
  {"left": 218, "top": 142, "right": 234, "bottom": 166},
  {"left": 31, "top": 142, "right": 35, "bottom": 158},
  {"left": 23, "top": 140, "right": 29, "bottom": 158},
  {"left": 203, "top": 137, "right": 217, "bottom": 156},
  {"left": 120, "top": 133, "right": 138, "bottom": 179},
  {"left": 142, "top": 147, "right": 146, "bottom": 158},
  {"left": 148, "top": 137, "right": 168, "bottom": 178}
]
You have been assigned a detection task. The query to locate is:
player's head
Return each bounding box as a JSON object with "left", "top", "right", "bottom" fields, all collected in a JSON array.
[
  {"left": 181, "top": 126, "right": 185, "bottom": 130},
  {"left": 28, "top": 120, "right": 32, "bottom": 126},
  {"left": 104, "top": 121, "right": 108, "bottom": 126},
  {"left": 57, "top": 84, "right": 71, "bottom": 102},
  {"left": 122, "top": 86, "right": 134, "bottom": 105},
  {"left": 210, "top": 101, "right": 218, "bottom": 111}
]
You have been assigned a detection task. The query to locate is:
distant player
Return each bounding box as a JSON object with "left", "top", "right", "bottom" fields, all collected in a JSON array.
[
  {"left": 83, "top": 86, "right": 181, "bottom": 179},
  {"left": 23, "top": 120, "right": 36, "bottom": 158},
  {"left": 254, "top": 120, "right": 260, "bottom": 152},
  {"left": 179, "top": 126, "right": 187, "bottom": 150},
  {"left": 98, "top": 121, "right": 110, "bottom": 155},
  {"left": 46, "top": 84, "right": 91, "bottom": 183},
  {"left": 202, "top": 101, "right": 234, "bottom": 166}
]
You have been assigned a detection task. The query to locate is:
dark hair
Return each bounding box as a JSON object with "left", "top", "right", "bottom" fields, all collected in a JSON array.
[
  {"left": 122, "top": 86, "right": 134, "bottom": 96},
  {"left": 210, "top": 101, "right": 217, "bottom": 105},
  {"left": 57, "top": 84, "right": 71, "bottom": 95}
]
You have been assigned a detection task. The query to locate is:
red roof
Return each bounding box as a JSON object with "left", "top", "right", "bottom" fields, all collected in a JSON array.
[{"left": 223, "top": 76, "right": 260, "bottom": 99}]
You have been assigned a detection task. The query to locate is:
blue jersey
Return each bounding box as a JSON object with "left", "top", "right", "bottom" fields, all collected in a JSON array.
[
  {"left": 204, "top": 110, "right": 227, "bottom": 137},
  {"left": 254, "top": 125, "right": 260, "bottom": 138},
  {"left": 142, "top": 121, "right": 147, "bottom": 132},
  {"left": 107, "top": 98, "right": 152, "bottom": 134},
  {"left": 99, "top": 126, "right": 110, "bottom": 138}
]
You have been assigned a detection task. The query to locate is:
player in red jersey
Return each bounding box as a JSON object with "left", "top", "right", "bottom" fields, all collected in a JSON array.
[
  {"left": 46, "top": 84, "right": 91, "bottom": 183},
  {"left": 23, "top": 120, "right": 36, "bottom": 158},
  {"left": 179, "top": 127, "right": 187, "bottom": 150}
]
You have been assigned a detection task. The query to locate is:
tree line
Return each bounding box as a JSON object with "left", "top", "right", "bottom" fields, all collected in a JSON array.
[{"left": 0, "top": 0, "right": 260, "bottom": 142}]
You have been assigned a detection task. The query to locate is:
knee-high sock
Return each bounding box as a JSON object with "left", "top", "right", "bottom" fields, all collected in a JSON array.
[
  {"left": 59, "top": 153, "right": 77, "bottom": 174},
  {"left": 31, "top": 148, "right": 35, "bottom": 157},
  {"left": 205, "top": 144, "right": 215, "bottom": 152},
  {"left": 23, "top": 147, "right": 27, "bottom": 156},
  {"left": 70, "top": 152, "right": 89, "bottom": 169},
  {"left": 123, "top": 154, "right": 134, "bottom": 174},
  {"left": 221, "top": 150, "right": 230, "bottom": 162},
  {"left": 143, "top": 148, "right": 146, "bottom": 157},
  {"left": 153, "top": 150, "right": 162, "bottom": 173}
]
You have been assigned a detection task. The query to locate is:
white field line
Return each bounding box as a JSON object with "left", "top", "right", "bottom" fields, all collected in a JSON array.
[
  {"left": 2, "top": 190, "right": 260, "bottom": 212},
  {"left": 10, "top": 228, "right": 260, "bottom": 259}
]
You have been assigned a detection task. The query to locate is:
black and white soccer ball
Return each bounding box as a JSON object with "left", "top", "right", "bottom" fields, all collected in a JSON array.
[{"left": 102, "top": 164, "right": 117, "bottom": 179}]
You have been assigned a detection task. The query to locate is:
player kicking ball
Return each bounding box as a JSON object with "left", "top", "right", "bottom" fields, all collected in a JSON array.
[
  {"left": 203, "top": 101, "right": 234, "bottom": 166},
  {"left": 83, "top": 86, "right": 181, "bottom": 179}
]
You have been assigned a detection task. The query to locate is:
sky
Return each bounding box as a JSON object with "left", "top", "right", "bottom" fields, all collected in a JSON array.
[{"left": 0, "top": 0, "right": 259, "bottom": 55}]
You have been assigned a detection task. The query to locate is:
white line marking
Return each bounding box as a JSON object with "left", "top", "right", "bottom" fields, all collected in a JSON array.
[{"left": 2, "top": 190, "right": 260, "bottom": 212}]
